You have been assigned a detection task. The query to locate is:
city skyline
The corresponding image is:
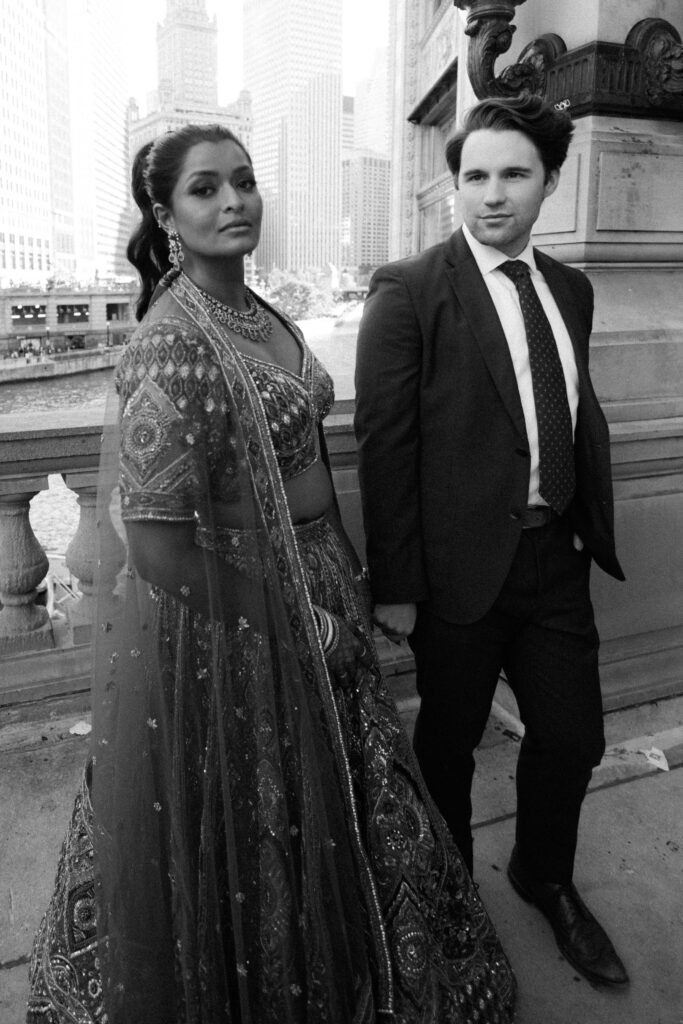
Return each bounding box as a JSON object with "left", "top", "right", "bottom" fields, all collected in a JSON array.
[
  {"left": 0, "top": 0, "right": 393, "bottom": 286},
  {"left": 120, "top": 0, "right": 389, "bottom": 106}
]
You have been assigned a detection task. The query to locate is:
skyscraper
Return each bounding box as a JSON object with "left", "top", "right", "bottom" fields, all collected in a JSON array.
[
  {"left": 157, "top": 0, "right": 218, "bottom": 108},
  {"left": 343, "top": 152, "right": 390, "bottom": 270},
  {"left": 0, "top": 0, "right": 131, "bottom": 284},
  {"left": 243, "top": 0, "right": 343, "bottom": 273},
  {"left": 0, "top": 0, "right": 65, "bottom": 284},
  {"left": 128, "top": 1, "right": 252, "bottom": 177},
  {"left": 342, "top": 95, "right": 355, "bottom": 155},
  {"left": 341, "top": 42, "right": 391, "bottom": 274},
  {"left": 354, "top": 46, "right": 391, "bottom": 158},
  {"left": 68, "top": 0, "right": 131, "bottom": 280}
]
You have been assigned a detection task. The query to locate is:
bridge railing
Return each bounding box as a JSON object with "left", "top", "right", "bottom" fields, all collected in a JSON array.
[{"left": 0, "top": 404, "right": 383, "bottom": 707}]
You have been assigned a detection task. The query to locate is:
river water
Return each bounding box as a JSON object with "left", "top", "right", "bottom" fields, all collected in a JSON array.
[
  {"left": 1, "top": 313, "right": 361, "bottom": 558},
  {"left": 0, "top": 369, "right": 113, "bottom": 416}
]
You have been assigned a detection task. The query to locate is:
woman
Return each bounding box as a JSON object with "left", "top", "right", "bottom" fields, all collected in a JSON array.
[{"left": 27, "top": 124, "right": 516, "bottom": 1023}]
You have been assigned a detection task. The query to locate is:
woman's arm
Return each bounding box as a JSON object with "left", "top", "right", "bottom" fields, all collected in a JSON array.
[{"left": 126, "top": 519, "right": 263, "bottom": 627}]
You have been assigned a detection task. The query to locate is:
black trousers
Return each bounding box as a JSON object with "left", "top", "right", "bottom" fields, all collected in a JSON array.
[{"left": 410, "top": 515, "right": 605, "bottom": 882}]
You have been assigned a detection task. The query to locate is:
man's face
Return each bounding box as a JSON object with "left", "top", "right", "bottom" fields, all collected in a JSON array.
[{"left": 456, "top": 128, "right": 559, "bottom": 257}]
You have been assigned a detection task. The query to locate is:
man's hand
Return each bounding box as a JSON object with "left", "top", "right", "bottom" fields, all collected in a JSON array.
[{"left": 373, "top": 603, "right": 417, "bottom": 643}]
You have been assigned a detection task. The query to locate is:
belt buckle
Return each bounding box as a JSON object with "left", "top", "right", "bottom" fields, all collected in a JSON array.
[{"left": 522, "top": 506, "right": 552, "bottom": 529}]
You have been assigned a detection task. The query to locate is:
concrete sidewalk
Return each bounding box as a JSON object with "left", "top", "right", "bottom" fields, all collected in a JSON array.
[{"left": 1, "top": 689, "right": 682, "bottom": 1023}]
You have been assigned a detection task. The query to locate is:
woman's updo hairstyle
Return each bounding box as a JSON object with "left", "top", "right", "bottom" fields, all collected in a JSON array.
[{"left": 126, "top": 124, "right": 251, "bottom": 320}]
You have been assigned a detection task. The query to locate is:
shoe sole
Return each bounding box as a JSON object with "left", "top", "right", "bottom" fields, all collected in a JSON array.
[{"left": 506, "top": 865, "right": 630, "bottom": 987}]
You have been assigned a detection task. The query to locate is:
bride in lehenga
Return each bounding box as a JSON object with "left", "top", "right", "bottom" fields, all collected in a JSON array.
[{"left": 26, "top": 123, "right": 516, "bottom": 1024}]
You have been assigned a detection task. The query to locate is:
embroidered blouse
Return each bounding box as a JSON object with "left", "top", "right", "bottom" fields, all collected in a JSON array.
[
  {"left": 116, "top": 318, "right": 334, "bottom": 522},
  {"left": 241, "top": 344, "right": 334, "bottom": 481}
]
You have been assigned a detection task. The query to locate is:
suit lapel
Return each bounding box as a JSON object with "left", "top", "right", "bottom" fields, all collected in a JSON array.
[{"left": 444, "top": 230, "right": 527, "bottom": 439}]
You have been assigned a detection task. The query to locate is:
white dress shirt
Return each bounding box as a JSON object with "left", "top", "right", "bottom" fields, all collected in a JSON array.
[{"left": 461, "top": 223, "right": 579, "bottom": 508}]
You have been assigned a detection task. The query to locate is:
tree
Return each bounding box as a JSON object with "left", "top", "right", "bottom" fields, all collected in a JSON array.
[{"left": 265, "top": 270, "right": 333, "bottom": 320}]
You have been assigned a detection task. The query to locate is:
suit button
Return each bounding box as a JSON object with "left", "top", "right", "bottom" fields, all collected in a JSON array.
[
  {"left": 509, "top": 511, "right": 521, "bottom": 521},
  {"left": 515, "top": 448, "right": 530, "bottom": 458}
]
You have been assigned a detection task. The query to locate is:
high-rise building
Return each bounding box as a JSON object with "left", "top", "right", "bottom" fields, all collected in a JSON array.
[
  {"left": 244, "top": 0, "right": 343, "bottom": 273},
  {"left": 46, "top": 0, "right": 76, "bottom": 279},
  {"left": 341, "top": 41, "right": 391, "bottom": 274},
  {"left": 128, "top": 1, "right": 252, "bottom": 180},
  {"left": 0, "top": 0, "right": 131, "bottom": 285},
  {"left": 354, "top": 46, "right": 391, "bottom": 158},
  {"left": 342, "top": 152, "right": 390, "bottom": 270},
  {"left": 68, "top": 0, "right": 131, "bottom": 280},
  {"left": 0, "top": 0, "right": 62, "bottom": 285},
  {"left": 128, "top": 91, "right": 253, "bottom": 166},
  {"left": 157, "top": 0, "right": 218, "bottom": 108},
  {"left": 342, "top": 95, "right": 355, "bottom": 156}
]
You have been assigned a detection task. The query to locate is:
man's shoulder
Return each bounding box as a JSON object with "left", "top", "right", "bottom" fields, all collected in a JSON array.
[
  {"left": 373, "top": 239, "right": 451, "bottom": 282},
  {"left": 534, "top": 248, "right": 591, "bottom": 286}
]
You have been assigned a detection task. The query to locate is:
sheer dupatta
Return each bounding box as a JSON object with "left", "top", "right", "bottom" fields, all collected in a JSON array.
[{"left": 90, "top": 273, "right": 393, "bottom": 1023}]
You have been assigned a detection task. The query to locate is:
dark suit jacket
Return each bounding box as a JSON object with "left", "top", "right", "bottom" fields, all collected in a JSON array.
[{"left": 354, "top": 227, "right": 624, "bottom": 625}]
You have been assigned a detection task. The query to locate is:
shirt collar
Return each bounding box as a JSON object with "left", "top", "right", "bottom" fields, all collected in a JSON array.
[{"left": 461, "top": 223, "right": 537, "bottom": 277}]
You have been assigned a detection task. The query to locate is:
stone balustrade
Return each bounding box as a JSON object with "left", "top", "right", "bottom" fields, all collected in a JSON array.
[
  {"left": 0, "top": 408, "right": 119, "bottom": 701},
  {"left": 0, "top": 401, "right": 372, "bottom": 706},
  {"left": 1, "top": 401, "right": 682, "bottom": 711}
]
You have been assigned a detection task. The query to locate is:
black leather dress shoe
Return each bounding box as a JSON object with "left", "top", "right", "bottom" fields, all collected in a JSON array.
[{"left": 507, "top": 846, "right": 629, "bottom": 986}]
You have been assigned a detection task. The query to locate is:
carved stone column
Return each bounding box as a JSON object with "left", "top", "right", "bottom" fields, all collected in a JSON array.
[
  {"left": 64, "top": 472, "right": 126, "bottom": 644},
  {"left": 0, "top": 485, "right": 53, "bottom": 654}
]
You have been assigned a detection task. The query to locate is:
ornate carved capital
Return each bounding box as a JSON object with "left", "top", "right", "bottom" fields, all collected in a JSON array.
[
  {"left": 451, "top": 5, "right": 683, "bottom": 121},
  {"left": 627, "top": 18, "right": 683, "bottom": 106},
  {"left": 454, "top": 0, "right": 565, "bottom": 99}
]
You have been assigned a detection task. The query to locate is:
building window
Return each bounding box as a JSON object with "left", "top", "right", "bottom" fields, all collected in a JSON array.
[
  {"left": 57, "top": 303, "right": 89, "bottom": 324},
  {"left": 11, "top": 304, "right": 47, "bottom": 326},
  {"left": 106, "top": 302, "right": 130, "bottom": 322}
]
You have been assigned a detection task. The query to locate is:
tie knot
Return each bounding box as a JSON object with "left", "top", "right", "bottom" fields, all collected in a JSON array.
[{"left": 499, "top": 260, "right": 530, "bottom": 285}]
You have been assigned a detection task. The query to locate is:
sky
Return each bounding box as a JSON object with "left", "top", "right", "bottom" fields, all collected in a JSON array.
[{"left": 122, "top": 0, "right": 390, "bottom": 106}]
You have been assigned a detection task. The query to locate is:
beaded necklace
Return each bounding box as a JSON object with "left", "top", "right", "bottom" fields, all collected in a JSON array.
[{"left": 195, "top": 281, "right": 273, "bottom": 342}]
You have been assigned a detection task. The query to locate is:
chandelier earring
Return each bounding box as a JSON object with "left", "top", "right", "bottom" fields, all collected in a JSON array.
[{"left": 167, "top": 229, "right": 184, "bottom": 270}]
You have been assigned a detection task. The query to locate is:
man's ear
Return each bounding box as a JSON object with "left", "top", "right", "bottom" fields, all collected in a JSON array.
[
  {"left": 153, "top": 203, "right": 173, "bottom": 234},
  {"left": 543, "top": 168, "right": 560, "bottom": 199}
]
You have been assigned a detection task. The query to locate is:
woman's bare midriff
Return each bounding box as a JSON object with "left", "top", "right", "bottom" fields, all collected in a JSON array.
[{"left": 283, "top": 459, "right": 334, "bottom": 523}]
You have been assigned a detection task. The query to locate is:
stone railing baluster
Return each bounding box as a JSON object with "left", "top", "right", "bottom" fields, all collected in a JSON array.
[
  {"left": 0, "top": 481, "right": 53, "bottom": 654},
  {"left": 63, "top": 472, "right": 126, "bottom": 644}
]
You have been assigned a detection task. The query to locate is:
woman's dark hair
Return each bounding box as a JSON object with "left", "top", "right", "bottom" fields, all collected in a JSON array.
[
  {"left": 445, "top": 95, "right": 574, "bottom": 181},
  {"left": 127, "top": 124, "right": 251, "bottom": 320}
]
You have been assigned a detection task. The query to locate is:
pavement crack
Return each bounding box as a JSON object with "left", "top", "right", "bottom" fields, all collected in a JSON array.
[{"left": 0, "top": 953, "right": 30, "bottom": 970}]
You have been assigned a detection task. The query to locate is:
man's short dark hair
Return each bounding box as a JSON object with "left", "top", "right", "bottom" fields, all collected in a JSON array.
[{"left": 445, "top": 94, "right": 575, "bottom": 180}]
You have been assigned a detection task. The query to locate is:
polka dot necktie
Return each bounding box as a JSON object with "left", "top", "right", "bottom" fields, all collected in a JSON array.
[{"left": 499, "top": 260, "right": 576, "bottom": 514}]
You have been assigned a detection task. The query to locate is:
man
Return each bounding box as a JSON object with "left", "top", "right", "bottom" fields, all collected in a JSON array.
[{"left": 354, "top": 95, "right": 628, "bottom": 987}]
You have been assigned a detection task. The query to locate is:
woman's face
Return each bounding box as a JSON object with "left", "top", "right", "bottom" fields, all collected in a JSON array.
[{"left": 155, "top": 139, "right": 263, "bottom": 266}]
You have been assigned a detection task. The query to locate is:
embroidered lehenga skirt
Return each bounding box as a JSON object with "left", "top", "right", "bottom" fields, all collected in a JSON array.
[{"left": 27, "top": 514, "right": 515, "bottom": 1024}]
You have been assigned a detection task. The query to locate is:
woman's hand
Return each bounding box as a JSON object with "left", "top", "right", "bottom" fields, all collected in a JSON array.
[
  {"left": 373, "top": 602, "right": 417, "bottom": 644},
  {"left": 313, "top": 607, "right": 374, "bottom": 690}
]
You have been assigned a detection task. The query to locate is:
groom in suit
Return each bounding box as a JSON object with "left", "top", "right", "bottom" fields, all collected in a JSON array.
[{"left": 354, "top": 95, "right": 628, "bottom": 987}]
